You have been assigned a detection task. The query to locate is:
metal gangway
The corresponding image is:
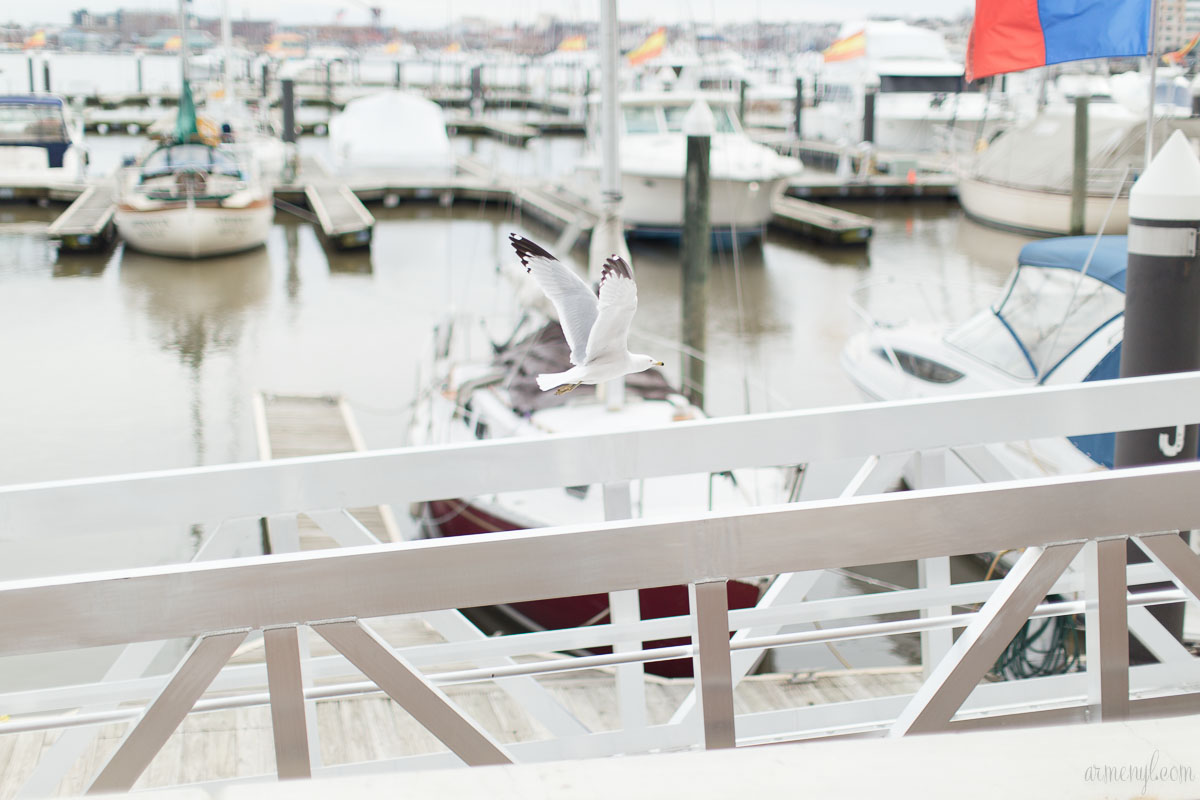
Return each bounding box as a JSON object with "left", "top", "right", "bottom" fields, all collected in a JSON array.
[{"left": 3, "top": 373, "right": 1200, "bottom": 796}]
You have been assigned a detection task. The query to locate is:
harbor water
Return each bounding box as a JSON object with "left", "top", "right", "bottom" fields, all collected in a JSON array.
[{"left": 0, "top": 131, "right": 1037, "bottom": 681}]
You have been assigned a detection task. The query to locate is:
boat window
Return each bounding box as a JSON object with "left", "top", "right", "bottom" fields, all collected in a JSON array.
[
  {"left": 0, "top": 102, "right": 67, "bottom": 143},
  {"left": 873, "top": 348, "right": 964, "bottom": 383},
  {"left": 879, "top": 75, "right": 965, "bottom": 93},
  {"left": 623, "top": 105, "right": 661, "bottom": 134},
  {"left": 662, "top": 105, "right": 738, "bottom": 133},
  {"left": 946, "top": 266, "right": 1124, "bottom": 380}
]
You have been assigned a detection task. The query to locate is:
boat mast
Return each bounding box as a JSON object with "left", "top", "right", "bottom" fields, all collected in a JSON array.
[
  {"left": 592, "top": 0, "right": 630, "bottom": 411},
  {"left": 221, "top": 0, "right": 233, "bottom": 97},
  {"left": 178, "top": 0, "right": 190, "bottom": 84},
  {"left": 1144, "top": 0, "right": 1159, "bottom": 168}
]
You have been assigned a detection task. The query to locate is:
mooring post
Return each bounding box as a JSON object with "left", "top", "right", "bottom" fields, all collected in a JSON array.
[
  {"left": 469, "top": 64, "right": 483, "bottom": 117},
  {"left": 863, "top": 88, "right": 877, "bottom": 144},
  {"left": 43, "top": 61, "right": 51, "bottom": 93},
  {"left": 394, "top": 60, "right": 402, "bottom": 89},
  {"left": 793, "top": 77, "right": 803, "bottom": 140},
  {"left": 738, "top": 78, "right": 748, "bottom": 127},
  {"left": 281, "top": 78, "right": 296, "bottom": 144},
  {"left": 1070, "top": 95, "right": 1089, "bottom": 236},
  {"left": 325, "top": 60, "right": 333, "bottom": 105},
  {"left": 681, "top": 101, "right": 713, "bottom": 410},
  {"left": 136, "top": 52, "right": 144, "bottom": 94},
  {"left": 261, "top": 61, "right": 269, "bottom": 98},
  {"left": 27, "top": 55, "right": 35, "bottom": 93},
  {"left": 1114, "top": 129, "right": 1200, "bottom": 657}
]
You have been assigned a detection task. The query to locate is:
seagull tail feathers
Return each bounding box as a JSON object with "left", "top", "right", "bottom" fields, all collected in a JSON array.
[{"left": 537, "top": 370, "right": 575, "bottom": 392}]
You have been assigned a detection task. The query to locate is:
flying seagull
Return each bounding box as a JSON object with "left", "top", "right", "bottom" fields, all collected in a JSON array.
[{"left": 509, "top": 233, "right": 663, "bottom": 394}]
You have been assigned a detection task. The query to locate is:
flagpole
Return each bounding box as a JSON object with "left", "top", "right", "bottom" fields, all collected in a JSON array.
[{"left": 1145, "top": 0, "right": 1159, "bottom": 169}]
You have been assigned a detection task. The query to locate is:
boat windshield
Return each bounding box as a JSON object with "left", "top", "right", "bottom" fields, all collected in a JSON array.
[
  {"left": 663, "top": 105, "right": 738, "bottom": 133},
  {"left": 945, "top": 266, "right": 1124, "bottom": 380},
  {"left": 140, "top": 144, "right": 243, "bottom": 178},
  {"left": 0, "top": 102, "right": 67, "bottom": 143}
]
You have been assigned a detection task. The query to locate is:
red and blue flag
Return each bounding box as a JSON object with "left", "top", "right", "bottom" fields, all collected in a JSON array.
[{"left": 966, "top": 0, "right": 1153, "bottom": 82}]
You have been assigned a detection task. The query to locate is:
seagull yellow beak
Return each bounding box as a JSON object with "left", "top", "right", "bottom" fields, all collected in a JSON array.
[{"left": 654, "top": 361, "right": 664, "bottom": 366}]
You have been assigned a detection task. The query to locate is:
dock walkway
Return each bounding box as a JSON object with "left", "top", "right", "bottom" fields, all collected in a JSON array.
[
  {"left": 0, "top": 668, "right": 923, "bottom": 797},
  {"left": 45, "top": 184, "right": 117, "bottom": 252},
  {"left": 251, "top": 392, "right": 399, "bottom": 546}
]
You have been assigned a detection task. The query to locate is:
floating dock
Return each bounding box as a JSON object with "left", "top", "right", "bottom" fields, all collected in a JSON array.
[
  {"left": 45, "top": 184, "right": 117, "bottom": 252},
  {"left": 251, "top": 392, "right": 400, "bottom": 547},
  {"left": 770, "top": 194, "right": 873, "bottom": 245},
  {"left": 291, "top": 158, "right": 375, "bottom": 250}
]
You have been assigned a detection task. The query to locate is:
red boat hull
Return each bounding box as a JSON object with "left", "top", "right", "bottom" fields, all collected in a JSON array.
[{"left": 421, "top": 499, "right": 762, "bottom": 678}]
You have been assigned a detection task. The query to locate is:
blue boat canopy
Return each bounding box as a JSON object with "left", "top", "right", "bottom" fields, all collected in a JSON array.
[
  {"left": 1017, "top": 235, "right": 1127, "bottom": 292},
  {"left": 0, "top": 94, "right": 65, "bottom": 107}
]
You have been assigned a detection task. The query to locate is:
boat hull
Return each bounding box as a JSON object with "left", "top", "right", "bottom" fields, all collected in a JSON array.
[
  {"left": 574, "top": 165, "right": 787, "bottom": 240},
  {"left": 958, "top": 176, "right": 1129, "bottom": 236},
  {"left": 115, "top": 198, "right": 274, "bottom": 258},
  {"left": 421, "top": 498, "right": 763, "bottom": 678}
]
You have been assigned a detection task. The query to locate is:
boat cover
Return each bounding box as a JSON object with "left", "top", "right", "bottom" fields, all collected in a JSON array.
[{"left": 1018, "top": 235, "right": 1127, "bottom": 291}]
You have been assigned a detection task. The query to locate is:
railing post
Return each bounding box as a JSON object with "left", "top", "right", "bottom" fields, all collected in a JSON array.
[
  {"left": 915, "top": 449, "right": 953, "bottom": 675},
  {"left": 264, "top": 626, "right": 312, "bottom": 780},
  {"left": 1084, "top": 538, "right": 1130, "bottom": 720},
  {"left": 689, "top": 579, "right": 735, "bottom": 749},
  {"left": 604, "top": 480, "right": 647, "bottom": 734}
]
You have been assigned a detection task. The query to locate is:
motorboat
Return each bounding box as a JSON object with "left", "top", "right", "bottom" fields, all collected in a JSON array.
[
  {"left": 115, "top": 81, "right": 273, "bottom": 259},
  {"left": 841, "top": 235, "right": 1131, "bottom": 482},
  {"left": 0, "top": 94, "right": 88, "bottom": 187},
  {"left": 570, "top": 91, "right": 802, "bottom": 244},
  {"left": 328, "top": 90, "right": 455, "bottom": 181},
  {"left": 806, "top": 20, "right": 1011, "bottom": 154},
  {"left": 958, "top": 114, "right": 1200, "bottom": 236},
  {"left": 408, "top": 311, "right": 788, "bottom": 676}
]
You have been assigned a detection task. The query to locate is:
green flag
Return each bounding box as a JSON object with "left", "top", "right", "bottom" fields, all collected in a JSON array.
[{"left": 174, "top": 76, "right": 198, "bottom": 143}]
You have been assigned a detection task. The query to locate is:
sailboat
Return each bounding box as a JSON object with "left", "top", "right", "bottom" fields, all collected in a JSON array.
[{"left": 114, "top": 1, "right": 273, "bottom": 259}]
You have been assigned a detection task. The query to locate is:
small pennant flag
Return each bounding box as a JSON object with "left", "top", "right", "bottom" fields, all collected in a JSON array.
[
  {"left": 558, "top": 34, "right": 587, "bottom": 52},
  {"left": 823, "top": 30, "right": 866, "bottom": 62},
  {"left": 627, "top": 27, "right": 666, "bottom": 66},
  {"left": 23, "top": 30, "right": 46, "bottom": 50}
]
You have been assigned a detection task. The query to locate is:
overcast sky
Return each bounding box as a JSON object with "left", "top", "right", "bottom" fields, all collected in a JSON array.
[{"left": 6, "top": 0, "right": 974, "bottom": 29}]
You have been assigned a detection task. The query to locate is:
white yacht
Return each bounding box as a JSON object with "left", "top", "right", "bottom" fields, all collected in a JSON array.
[
  {"left": 328, "top": 90, "right": 455, "bottom": 181},
  {"left": 570, "top": 91, "right": 802, "bottom": 244},
  {"left": 807, "top": 20, "right": 1010, "bottom": 153},
  {"left": 0, "top": 94, "right": 88, "bottom": 186}
]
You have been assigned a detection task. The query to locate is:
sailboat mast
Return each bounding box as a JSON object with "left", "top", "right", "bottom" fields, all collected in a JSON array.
[
  {"left": 178, "top": 0, "right": 190, "bottom": 82},
  {"left": 221, "top": 0, "right": 233, "bottom": 95},
  {"left": 1145, "top": 0, "right": 1159, "bottom": 167}
]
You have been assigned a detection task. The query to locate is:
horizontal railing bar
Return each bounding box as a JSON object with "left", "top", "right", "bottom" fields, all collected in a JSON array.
[
  {"left": 3, "top": 589, "right": 1188, "bottom": 737},
  {"left": 2, "top": 459, "right": 1199, "bottom": 657},
  {"left": 0, "top": 560, "right": 1177, "bottom": 718},
  {"left": 4, "top": 372, "right": 1200, "bottom": 537}
]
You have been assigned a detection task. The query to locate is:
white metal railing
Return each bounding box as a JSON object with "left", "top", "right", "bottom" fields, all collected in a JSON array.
[{"left": 3, "top": 373, "right": 1200, "bottom": 795}]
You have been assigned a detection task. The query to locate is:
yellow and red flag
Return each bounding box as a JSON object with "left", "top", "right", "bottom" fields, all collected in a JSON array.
[
  {"left": 163, "top": 35, "right": 183, "bottom": 51},
  {"left": 23, "top": 30, "right": 46, "bottom": 50},
  {"left": 1164, "top": 32, "right": 1200, "bottom": 64},
  {"left": 823, "top": 30, "right": 866, "bottom": 62},
  {"left": 558, "top": 34, "right": 587, "bottom": 52},
  {"left": 627, "top": 27, "right": 666, "bottom": 65}
]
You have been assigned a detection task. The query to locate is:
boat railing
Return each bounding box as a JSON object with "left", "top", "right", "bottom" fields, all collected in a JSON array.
[{"left": 4, "top": 374, "right": 1200, "bottom": 794}]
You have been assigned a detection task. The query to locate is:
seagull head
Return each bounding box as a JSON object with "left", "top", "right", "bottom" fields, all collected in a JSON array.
[{"left": 631, "top": 354, "right": 665, "bottom": 373}]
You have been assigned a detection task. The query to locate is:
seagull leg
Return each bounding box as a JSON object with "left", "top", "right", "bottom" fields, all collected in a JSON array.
[{"left": 555, "top": 383, "right": 582, "bottom": 395}]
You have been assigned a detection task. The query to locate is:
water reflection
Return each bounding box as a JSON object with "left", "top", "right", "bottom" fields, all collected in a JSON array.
[
  {"left": 53, "top": 247, "right": 117, "bottom": 278},
  {"left": 119, "top": 245, "right": 272, "bottom": 463}
]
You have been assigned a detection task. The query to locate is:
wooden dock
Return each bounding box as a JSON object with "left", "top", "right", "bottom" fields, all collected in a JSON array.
[
  {"left": 445, "top": 114, "right": 540, "bottom": 145},
  {"left": 45, "top": 184, "right": 117, "bottom": 252},
  {"left": 769, "top": 194, "right": 873, "bottom": 246},
  {"left": 0, "top": 667, "right": 924, "bottom": 797},
  {"left": 251, "top": 393, "right": 399, "bottom": 547}
]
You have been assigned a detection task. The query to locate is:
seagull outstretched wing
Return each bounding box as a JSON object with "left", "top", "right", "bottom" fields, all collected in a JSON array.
[
  {"left": 509, "top": 233, "right": 598, "bottom": 365},
  {"left": 585, "top": 255, "right": 638, "bottom": 364}
]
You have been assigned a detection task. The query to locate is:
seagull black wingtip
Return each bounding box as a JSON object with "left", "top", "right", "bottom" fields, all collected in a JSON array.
[{"left": 508, "top": 233, "right": 557, "bottom": 271}]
